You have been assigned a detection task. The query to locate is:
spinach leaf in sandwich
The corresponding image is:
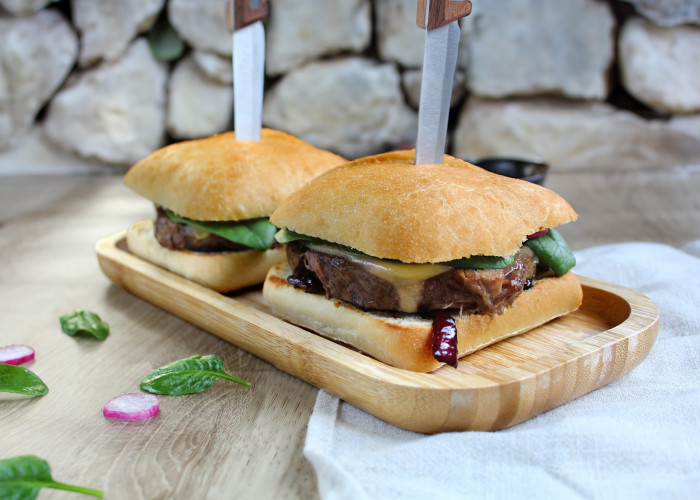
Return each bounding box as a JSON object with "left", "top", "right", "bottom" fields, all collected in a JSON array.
[
  {"left": 275, "top": 228, "right": 515, "bottom": 270},
  {"left": 275, "top": 228, "right": 325, "bottom": 245},
  {"left": 443, "top": 255, "right": 515, "bottom": 269},
  {"left": 165, "top": 209, "right": 277, "bottom": 251},
  {"left": 524, "top": 228, "right": 576, "bottom": 276}
]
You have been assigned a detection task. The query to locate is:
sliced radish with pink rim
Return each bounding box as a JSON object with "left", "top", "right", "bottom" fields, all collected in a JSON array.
[
  {"left": 103, "top": 393, "right": 159, "bottom": 421},
  {"left": 0, "top": 345, "right": 35, "bottom": 365}
]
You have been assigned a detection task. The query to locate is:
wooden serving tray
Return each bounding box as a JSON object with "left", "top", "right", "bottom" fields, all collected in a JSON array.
[{"left": 97, "top": 232, "right": 659, "bottom": 433}]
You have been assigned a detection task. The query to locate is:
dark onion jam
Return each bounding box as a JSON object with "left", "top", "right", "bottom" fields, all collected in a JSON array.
[
  {"left": 288, "top": 275, "right": 324, "bottom": 294},
  {"left": 431, "top": 311, "right": 458, "bottom": 368}
]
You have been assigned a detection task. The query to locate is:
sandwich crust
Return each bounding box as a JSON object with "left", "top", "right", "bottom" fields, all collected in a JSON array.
[
  {"left": 123, "top": 129, "right": 346, "bottom": 221},
  {"left": 270, "top": 150, "right": 577, "bottom": 262},
  {"left": 263, "top": 262, "right": 583, "bottom": 372},
  {"left": 127, "top": 220, "right": 285, "bottom": 293}
]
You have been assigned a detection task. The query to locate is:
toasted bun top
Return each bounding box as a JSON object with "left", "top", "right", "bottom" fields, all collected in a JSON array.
[
  {"left": 270, "top": 150, "right": 578, "bottom": 263},
  {"left": 123, "top": 128, "right": 346, "bottom": 221}
]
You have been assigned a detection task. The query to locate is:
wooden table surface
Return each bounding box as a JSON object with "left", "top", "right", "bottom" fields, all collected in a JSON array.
[{"left": 1, "top": 166, "right": 699, "bottom": 499}]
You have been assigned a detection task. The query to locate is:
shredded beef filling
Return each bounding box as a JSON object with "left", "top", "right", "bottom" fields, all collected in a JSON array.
[
  {"left": 154, "top": 207, "right": 250, "bottom": 253},
  {"left": 285, "top": 241, "right": 537, "bottom": 315}
]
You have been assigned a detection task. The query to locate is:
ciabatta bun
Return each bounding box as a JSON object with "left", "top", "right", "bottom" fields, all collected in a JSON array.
[
  {"left": 270, "top": 150, "right": 577, "bottom": 263},
  {"left": 263, "top": 262, "right": 583, "bottom": 372},
  {"left": 124, "top": 128, "right": 346, "bottom": 221},
  {"left": 127, "top": 220, "right": 285, "bottom": 293},
  {"left": 123, "top": 129, "right": 345, "bottom": 292}
]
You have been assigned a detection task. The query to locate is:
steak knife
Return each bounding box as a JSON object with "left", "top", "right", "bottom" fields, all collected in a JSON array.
[
  {"left": 415, "top": 0, "right": 472, "bottom": 165},
  {"left": 229, "top": 0, "right": 268, "bottom": 141}
]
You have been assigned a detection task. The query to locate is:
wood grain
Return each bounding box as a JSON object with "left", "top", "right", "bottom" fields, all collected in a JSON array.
[
  {"left": 228, "top": 0, "right": 268, "bottom": 31},
  {"left": 0, "top": 176, "right": 319, "bottom": 500},
  {"left": 416, "top": 0, "right": 472, "bottom": 29},
  {"left": 97, "top": 233, "right": 658, "bottom": 433},
  {"left": 0, "top": 166, "right": 697, "bottom": 496},
  {"left": 546, "top": 166, "right": 700, "bottom": 249}
]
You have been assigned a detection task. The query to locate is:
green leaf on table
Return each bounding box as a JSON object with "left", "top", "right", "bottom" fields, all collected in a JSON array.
[
  {"left": 524, "top": 228, "right": 576, "bottom": 276},
  {"left": 59, "top": 311, "right": 109, "bottom": 340},
  {"left": 0, "top": 364, "right": 48, "bottom": 397},
  {"left": 165, "top": 210, "right": 277, "bottom": 251},
  {"left": 147, "top": 11, "right": 185, "bottom": 62},
  {"left": 0, "top": 455, "right": 103, "bottom": 499},
  {"left": 140, "top": 355, "right": 249, "bottom": 395}
]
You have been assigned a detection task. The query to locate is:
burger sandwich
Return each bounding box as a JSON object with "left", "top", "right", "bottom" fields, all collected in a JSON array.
[
  {"left": 123, "top": 128, "right": 346, "bottom": 293},
  {"left": 263, "top": 150, "right": 583, "bottom": 372}
]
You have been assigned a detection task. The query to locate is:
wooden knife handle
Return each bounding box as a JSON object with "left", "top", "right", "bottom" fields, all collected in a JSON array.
[
  {"left": 416, "top": 0, "right": 472, "bottom": 30},
  {"left": 228, "top": 0, "right": 268, "bottom": 31}
]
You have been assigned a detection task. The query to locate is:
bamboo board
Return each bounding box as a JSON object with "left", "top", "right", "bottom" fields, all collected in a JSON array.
[{"left": 96, "top": 232, "right": 659, "bottom": 433}]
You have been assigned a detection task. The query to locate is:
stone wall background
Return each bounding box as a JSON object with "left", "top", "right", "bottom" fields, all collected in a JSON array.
[{"left": 1, "top": 0, "right": 700, "bottom": 174}]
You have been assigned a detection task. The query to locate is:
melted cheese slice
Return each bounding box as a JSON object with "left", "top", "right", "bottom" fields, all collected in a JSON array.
[{"left": 309, "top": 244, "right": 450, "bottom": 312}]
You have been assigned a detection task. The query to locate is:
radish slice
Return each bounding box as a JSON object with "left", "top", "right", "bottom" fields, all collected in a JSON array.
[
  {"left": 0, "top": 345, "right": 35, "bottom": 365},
  {"left": 103, "top": 393, "right": 159, "bottom": 421},
  {"left": 527, "top": 230, "right": 549, "bottom": 239}
]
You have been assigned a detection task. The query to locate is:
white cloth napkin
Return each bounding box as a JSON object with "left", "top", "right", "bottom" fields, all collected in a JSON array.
[{"left": 304, "top": 241, "right": 700, "bottom": 500}]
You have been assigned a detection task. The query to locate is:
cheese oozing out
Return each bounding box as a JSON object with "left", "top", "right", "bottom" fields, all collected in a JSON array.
[
  {"left": 304, "top": 244, "right": 535, "bottom": 313},
  {"left": 308, "top": 243, "right": 451, "bottom": 313}
]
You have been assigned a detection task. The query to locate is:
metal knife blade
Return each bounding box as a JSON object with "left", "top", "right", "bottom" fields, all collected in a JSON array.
[
  {"left": 415, "top": 21, "right": 460, "bottom": 165},
  {"left": 232, "top": 2, "right": 266, "bottom": 141},
  {"left": 415, "top": 0, "right": 465, "bottom": 165},
  {"left": 233, "top": 21, "right": 265, "bottom": 141}
]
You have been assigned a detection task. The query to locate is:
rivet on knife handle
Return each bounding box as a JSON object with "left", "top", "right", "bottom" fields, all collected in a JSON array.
[
  {"left": 228, "top": 0, "right": 268, "bottom": 31},
  {"left": 416, "top": 0, "right": 472, "bottom": 30}
]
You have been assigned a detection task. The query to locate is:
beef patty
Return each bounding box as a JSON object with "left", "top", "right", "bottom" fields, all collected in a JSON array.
[
  {"left": 154, "top": 207, "right": 250, "bottom": 253},
  {"left": 285, "top": 241, "right": 538, "bottom": 315}
]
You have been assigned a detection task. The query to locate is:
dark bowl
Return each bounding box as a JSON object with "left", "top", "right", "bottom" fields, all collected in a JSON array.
[{"left": 469, "top": 157, "right": 549, "bottom": 185}]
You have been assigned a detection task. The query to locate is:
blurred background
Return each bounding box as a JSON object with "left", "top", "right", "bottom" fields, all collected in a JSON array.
[{"left": 0, "top": 0, "right": 699, "bottom": 174}]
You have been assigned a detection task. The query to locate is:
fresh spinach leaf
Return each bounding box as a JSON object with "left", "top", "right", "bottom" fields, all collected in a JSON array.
[
  {"left": 0, "top": 364, "right": 48, "bottom": 396},
  {"left": 0, "top": 455, "right": 103, "bottom": 499},
  {"left": 444, "top": 254, "right": 514, "bottom": 270},
  {"left": 276, "top": 228, "right": 513, "bottom": 269},
  {"left": 274, "top": 228, "right": 325, "bottom": 245},
  {"left": 524, "top": 228, "right": 576, "bottom": 275},
  {"left": 140, "top": 355, "right": 249, "bottom": 395},
  {"left": 165, "top": 210, "right": 277, "bottom": 251},
  {"left": 59, "top": 311, "right": 109, "bottom": 340}
]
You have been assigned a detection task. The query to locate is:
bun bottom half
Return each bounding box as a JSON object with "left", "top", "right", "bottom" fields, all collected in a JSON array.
[
  {"left": 263, "top": 262, "right": 583, "bottom": 372},
  {"left": 127, "top": 220, "right": 285, "bottom": 293}
]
